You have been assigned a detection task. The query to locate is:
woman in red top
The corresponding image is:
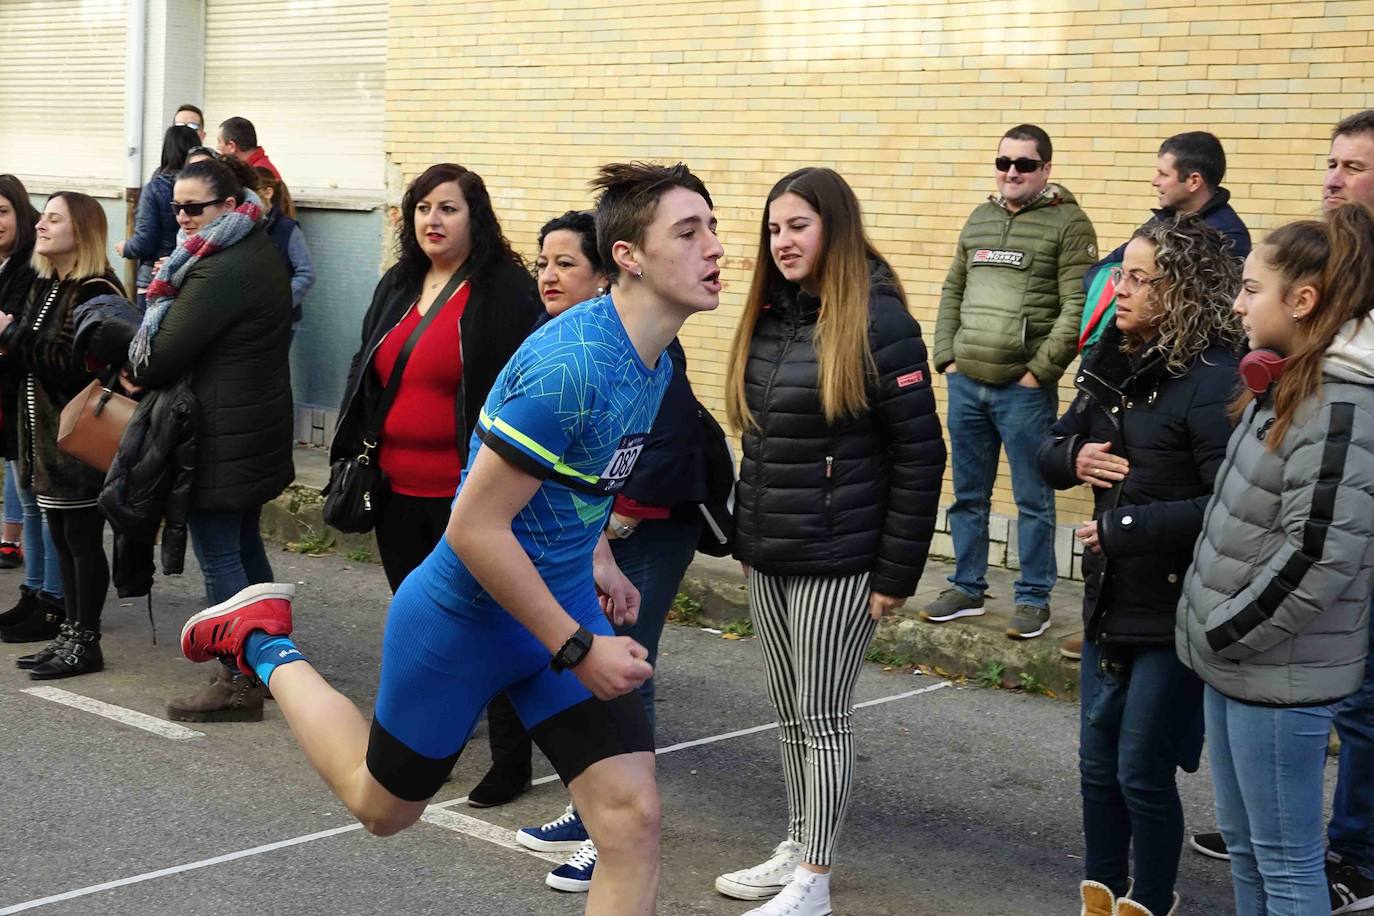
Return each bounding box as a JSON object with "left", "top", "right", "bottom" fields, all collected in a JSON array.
[{"left": 331, "top": 164, "right": 541, "bottom": 590}]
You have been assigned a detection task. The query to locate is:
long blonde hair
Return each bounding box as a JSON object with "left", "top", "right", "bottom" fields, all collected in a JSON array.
[
  {"left": 726, "top": 168, "right": 901, "bottom": 431},
  {"left": 31, "top": 192, "right": 111, "bottom": 282}
]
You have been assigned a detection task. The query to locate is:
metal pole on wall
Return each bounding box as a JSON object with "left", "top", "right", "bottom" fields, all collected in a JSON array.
[{"left": 123, "top": 0, "right": 148, "bottom": 297}]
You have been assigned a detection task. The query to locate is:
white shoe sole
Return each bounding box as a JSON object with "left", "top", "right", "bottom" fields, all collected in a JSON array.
[
  {"left": 921, "top": 606, "right": 985, "bottom": 623},
  {"left": 1334, "top": 898, "right": 1374, "bottom": 915},
  {"left": 1186, "top": 836, "right": 1230, "bottom": 861},
  {"left": 715, "top": 875, "right": 787, "bottom": 901},
  {"left": 179, "top": 582, "right": 298, "bottom": 644},
  {"left": 545, "top": 873, "right": 592, "bottom": 893},
  {"left": 1007, "top": 620, "right": 1050, "bottom": 639},
  {"left": 516, "top": 831, "right": 588, "bottom": 853}
]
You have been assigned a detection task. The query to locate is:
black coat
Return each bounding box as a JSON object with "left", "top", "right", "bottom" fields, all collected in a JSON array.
[
  {"left": 131, "top": 226, "right": 295, "bottom": 511},
  {"left": 1036, "top": 325, "right": 1239, "bottom": 644},
  {"left": 733, "top": 266, "right": 946, "bottom": 597},
  {"left": 331, "top": 257, "right": 542, "bottom": 468},
  {"left": 620, "top": 338, "right": 711, "bottom": 513},
  {"left": 0, "top": 246, "right": 36, "bottom": 460}
]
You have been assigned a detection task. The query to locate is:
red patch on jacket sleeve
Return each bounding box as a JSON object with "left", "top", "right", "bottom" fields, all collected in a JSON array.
[{"left": 896, "top": 370, "right": 925, "bottom": 388}]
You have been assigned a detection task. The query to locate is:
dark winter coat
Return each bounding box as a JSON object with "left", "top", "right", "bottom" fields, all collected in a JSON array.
[
  {"left": 0, "top": 246, "right": 36, "bottom": 460},
  {"left": 733, "top": 264, "right": 947, "bottom": 597},
  {"left": 331, "top": 257, "right": 542, "bottom": 469},
  {"left": 130, "top": 225, "right": 294, "bottom": 512},
  {"left": 620, "top": 338, "right": 712, "bottom": 514},
  {"left": 99, "top": 377, "right": 197, "bottom": 580},
  {"left": 3, "top": 272, "right": 125, "bottom": 504},
  {"left": 1037, "top": 326, "right": 1239, "bottom": 644},
  {"left": 122, "top": 171, "right": 179, "bottom": 291}
]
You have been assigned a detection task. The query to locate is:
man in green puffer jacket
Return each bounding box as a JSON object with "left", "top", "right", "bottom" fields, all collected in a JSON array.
[{"left": 925, "top": 124, "right": 1098, "bottom": 640}]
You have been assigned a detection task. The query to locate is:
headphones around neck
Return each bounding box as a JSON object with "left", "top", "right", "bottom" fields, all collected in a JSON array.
[{"left": 1239, "top": 348, "right": 1287, "bottom": 394}]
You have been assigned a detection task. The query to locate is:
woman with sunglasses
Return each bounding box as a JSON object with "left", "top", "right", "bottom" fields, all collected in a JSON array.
[
  {"left": 0, "top": 192, "right": 125, "bottom": 676},
  {"left": 1037, "top": 217, "right": 1243, "bottom": 916},
  {"left": 117, "top": 124, "right": 199, "bottom": 308},
  {"left": 124, "top": 158, "right": 296, "bottom": 721}
]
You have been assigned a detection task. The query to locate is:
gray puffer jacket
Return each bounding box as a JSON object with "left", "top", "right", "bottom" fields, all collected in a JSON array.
[{"left": 1177, "top": 317, "right": 1374, "bottom": 706}]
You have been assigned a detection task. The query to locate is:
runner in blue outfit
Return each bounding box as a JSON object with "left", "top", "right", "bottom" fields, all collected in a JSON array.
[{"left": 178, "top": 161, "right": 724, "bottom": 916}]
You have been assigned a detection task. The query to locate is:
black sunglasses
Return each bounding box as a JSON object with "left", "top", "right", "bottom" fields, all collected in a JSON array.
[
  {"left": 171, "top": 198, "right": 226, "bottom": 216},
  {"left": 995, "top": 156, "right": 1045, "bottom": 173}
]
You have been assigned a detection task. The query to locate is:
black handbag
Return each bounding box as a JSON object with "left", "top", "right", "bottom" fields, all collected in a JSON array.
[{"left": 323, "top": 267, "right": 469, "bottom": 533}]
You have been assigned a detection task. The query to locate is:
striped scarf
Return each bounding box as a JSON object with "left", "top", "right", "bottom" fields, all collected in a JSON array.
[{"left": 129, "top": 189, "right": 263, "bottom": 368}]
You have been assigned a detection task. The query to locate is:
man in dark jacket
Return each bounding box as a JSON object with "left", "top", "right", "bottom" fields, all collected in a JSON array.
[
  {"left": 927, "top": 124, "right": 1098, "bottom": 640},
  {"left": 1078, "top": 132, "right": 1251, "bottom": 351}
]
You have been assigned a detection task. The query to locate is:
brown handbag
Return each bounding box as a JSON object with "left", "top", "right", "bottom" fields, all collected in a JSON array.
[{"left": 57, "top": 379, "right": 137, "bottom": 473}]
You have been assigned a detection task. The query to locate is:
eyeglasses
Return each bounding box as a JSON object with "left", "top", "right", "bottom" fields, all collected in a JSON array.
[
  {"left": 171, "top": 198, "right": 226, "bottom": 216},
  {"left": 995, "top": 156, "right": 1044, "bottom": 173},
  {"left": 1108, "top": 267, "right": 1165, "bottom": 292},
  {"left": 177, "top": 121, "right": 201, "bottom": 131}
]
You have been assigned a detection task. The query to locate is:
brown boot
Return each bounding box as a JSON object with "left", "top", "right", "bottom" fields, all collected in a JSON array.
[
  {"left": 1118, "top": 893, "right": 1178, "bottom": 916},
  {"left": 1080, "top": 881, "right": 1115, "bottom": 916},
  {"left": 1060, "top": 636, "right": 1084, "bottom": 661},
  {"left": 167, "top": 665, "right": 266, "bottom": 722}
]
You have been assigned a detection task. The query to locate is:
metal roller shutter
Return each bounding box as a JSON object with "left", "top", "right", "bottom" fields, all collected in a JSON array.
[
  {"left": 0, "top": 0, "right": 127, "bottom": 194},
  {"left": 203, "top": 0, "right": 385, "bottom": 197}
]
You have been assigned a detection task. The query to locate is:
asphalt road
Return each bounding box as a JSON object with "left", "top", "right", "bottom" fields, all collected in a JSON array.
[{"left": 0, "top": 545, "right": 1303, "bottom": 915}]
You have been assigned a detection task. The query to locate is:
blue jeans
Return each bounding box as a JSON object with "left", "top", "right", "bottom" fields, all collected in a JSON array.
[
  {"left": 8, "top": 460, "right": 62, "bottom": 597},
  {"left": 3, "top": 462, "right": 21, "bottom": 526},
  {"left": 944, "top": 371, "right": 1057, "bottom": 606},
  {"left": 1080, "top": 641, "right": 1203, "bottom": 915},
  {"left": 1330, "top": 608, "right": 1374, "bottom": 876},
  {"left": 1206, "top": 686, "right": 1335, "bottom": 915},
  {"left": 187, "top": 505, "right": 275, "bottom": 606},
  {"left": 610, "top": 515, "right": 703, "bottom": 733}
]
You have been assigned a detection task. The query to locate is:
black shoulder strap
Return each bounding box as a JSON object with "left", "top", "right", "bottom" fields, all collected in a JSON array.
[{"left": 362, "top": 264, "right": 471, "bottom": 449}]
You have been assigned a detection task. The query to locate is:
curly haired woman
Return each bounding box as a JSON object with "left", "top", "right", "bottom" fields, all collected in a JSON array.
[{"left": 1037, "top": 217, "right": 1245, "bottom": 916}]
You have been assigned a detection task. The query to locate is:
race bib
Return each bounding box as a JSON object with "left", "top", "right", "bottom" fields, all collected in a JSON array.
[{"left": 598, "top": 433, "right": 647, "bottom": 492}]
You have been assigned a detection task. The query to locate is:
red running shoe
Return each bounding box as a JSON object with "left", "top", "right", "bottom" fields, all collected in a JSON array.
[{"left": 181, "top": 583, "right": 295, "bottom": 678}]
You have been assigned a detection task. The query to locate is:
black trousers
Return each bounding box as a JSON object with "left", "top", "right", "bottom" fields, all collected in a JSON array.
[
  {"left": 375, "top": 492, "right": 453, "bottom": 593},
  {"left": 46, "top": 506, "right": 109, "bottom": 630}
]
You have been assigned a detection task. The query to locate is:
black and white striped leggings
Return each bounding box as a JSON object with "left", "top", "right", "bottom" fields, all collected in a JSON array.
[{"left": 749, "top": 569, "right": 877, "bottom": 867}]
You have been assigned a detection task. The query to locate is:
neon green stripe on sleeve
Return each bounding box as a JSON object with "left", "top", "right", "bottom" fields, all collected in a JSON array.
[{"left": 478, "top": 408, "right": 599, "bottom": 485}]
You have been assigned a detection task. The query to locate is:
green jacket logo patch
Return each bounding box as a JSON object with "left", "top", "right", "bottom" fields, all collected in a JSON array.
[{"left": 971, "top": 248, "right": 1027, "bottom": 268}]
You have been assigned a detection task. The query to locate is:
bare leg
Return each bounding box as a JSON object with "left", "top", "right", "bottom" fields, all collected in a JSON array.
[
  {"left": 268, "top": 661, "right": 428, "bottom": 836},
  {"left": 567, "top": 751, "right": 660, "bottom": 916}
]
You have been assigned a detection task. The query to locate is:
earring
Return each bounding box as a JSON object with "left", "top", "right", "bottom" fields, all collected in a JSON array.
[
  {"left": 636, "top": 269, "right": 644, "bottom": 279},
  {"left": 596, "top": 286, "right": 605, "bottom": 296},
  {"left": 1292, "top": 313, "right": 1300, "bottom": 320}
]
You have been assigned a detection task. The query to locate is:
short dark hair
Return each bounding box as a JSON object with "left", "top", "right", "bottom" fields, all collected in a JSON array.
[
  {"left": 176, "top": 103, "right": 204, "bottom": 121},
  {"left": 1159, "top": 131, "right": 1226, "bottom": 188},
  {"left": 1002, "top": 124, "right": 1053, "bottom": 163},
  {"left": 177, "top": 160, "right": 244, "bottom": 207},
  {"left": 218, "top": 116, "right": 258, "bottom": 150},
  {"left": 0, "top": 174, "right": 40, "bottom": 265},
  {"left": 1333, "top": 110, "right": 1374, "bottom": 141},
  {"left": 158, "top": 125, "right": 201, "bottom": 175},
  {"left": 590, "top": 162, "right": 712, "bottom": 283},
  {"left": 537, "top": 210, "right": 603, "bottom": 274},
  {"left": 396, "top": 162, "right": 522, "bottom": 287}
]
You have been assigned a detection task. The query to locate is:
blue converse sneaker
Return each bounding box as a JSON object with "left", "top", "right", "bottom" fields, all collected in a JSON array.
[
  {"left": 515, "top": 804, "right": 588, "bottom": 853},
  {"left": 545, "top": 839, "right": 597, "bottom": 893}
]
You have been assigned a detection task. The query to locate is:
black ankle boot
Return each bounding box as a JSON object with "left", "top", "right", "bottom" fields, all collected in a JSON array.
[
  {"left": 1, "top": 591, "right": 63, "bottom": 643},
  {"left": 0, "top": 586, "right": 39, "bottom": 628},
  {"left": 29, "top": 626, "right": 103, "bottom": 680},
  {"left": 17, "top": 621, "right": 75, "bottom": 670}
]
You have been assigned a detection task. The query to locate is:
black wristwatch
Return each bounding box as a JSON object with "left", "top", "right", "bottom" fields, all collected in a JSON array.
[{"left": 551, "top": 626, "right": 594, "bottom": 673}]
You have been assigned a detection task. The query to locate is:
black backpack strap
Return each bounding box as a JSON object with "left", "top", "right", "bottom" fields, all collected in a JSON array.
[{"left": 360, "top": 265, "right": 471, "bottom": 456}]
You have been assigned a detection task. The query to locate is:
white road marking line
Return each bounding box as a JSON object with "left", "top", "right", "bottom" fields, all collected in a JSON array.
[
  {"left": 421, "top": 809, "right": 564, "bottom": 864},
  {"left": 20, "top": 687, "right": 205, "bottom": 741},
  {"left": 0, "top": 680, "right": 950, "bottom": 913}
]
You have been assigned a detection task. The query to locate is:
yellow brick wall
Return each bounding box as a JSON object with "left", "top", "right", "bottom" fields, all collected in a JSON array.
[{"left": 385, "top": 0, "right": 1374, "bottom": 525}]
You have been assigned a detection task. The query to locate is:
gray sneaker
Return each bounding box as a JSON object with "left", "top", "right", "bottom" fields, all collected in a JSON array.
[
  {"left": 920, "top": 587, "right": 985, "bottom": 623},
  {"left": 1007, "top": 604, "right": 1051, "bottom": 639}
]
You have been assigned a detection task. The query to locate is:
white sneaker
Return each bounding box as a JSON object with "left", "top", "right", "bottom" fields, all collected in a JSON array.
[
  {"left": 741, "top": 867, "right": 832, "bottom": 915},
  {"left": 715, "top": 840, "right": 805, "bottom": 900}
]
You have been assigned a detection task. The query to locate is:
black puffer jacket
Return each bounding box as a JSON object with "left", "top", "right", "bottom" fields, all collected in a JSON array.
[
  {"left": 1037, "top": 325, "right": 1239, "bottom": 643},
  {"left": 331, "top": 258, "right": 542, "bottom": 468},
  {"left": 131, "top": 226, "right": 294, "bottom": 511},
  {"left": 734, "top": 264, "right": 946, "bottom": 597},
  {"left": 0, "top": 245, "right": 37, "bottom": 460}
]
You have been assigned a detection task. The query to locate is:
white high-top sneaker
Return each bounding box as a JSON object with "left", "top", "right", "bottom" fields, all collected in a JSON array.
[
  {"left": 741, "top": 866, "right": 832, "bottom": 916},
  {"left": 715, "top": 840, "right": 805, "bottom": 900}
]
